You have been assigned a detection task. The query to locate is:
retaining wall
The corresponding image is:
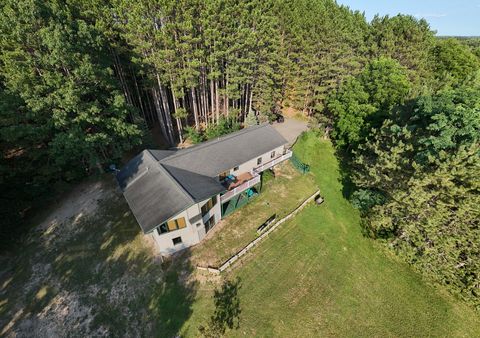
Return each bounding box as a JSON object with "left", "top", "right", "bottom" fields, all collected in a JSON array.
[{"left": 197, "top": 189, "right": 321, "bottom": 274}]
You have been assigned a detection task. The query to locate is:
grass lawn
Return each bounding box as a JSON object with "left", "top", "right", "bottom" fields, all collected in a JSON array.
[
  {"left": 190, "top": 161, "right": 318, "bottom": 268},
  {"left": 0, "top": 180, "right": 195, "bottom": 337},
  {"left": 1, "top": 132, "right": 479, "bottom": 337},
  {"left": 180, "top": 132, "right": 480, "bottom": 337}
]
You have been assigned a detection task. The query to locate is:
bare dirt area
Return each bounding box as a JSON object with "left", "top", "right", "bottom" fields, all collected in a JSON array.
[
  {"left": 37, "top": 180, "right": 113, "bottom": 246},
  {"left": 0, "top": 176, "right": 196, "bottom": 337}
]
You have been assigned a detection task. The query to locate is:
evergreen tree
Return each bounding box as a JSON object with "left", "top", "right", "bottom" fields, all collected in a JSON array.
[
  {"left": 368, "top": 14, "right": 435, "bottom": 91},
  {"left": 432, "top": 38, "right": 480, "bottom": 90},
  {"left": 351, "top": 87, "right": 480, "bottom": 308},
  {"left": 244, "top": 109, "right": 258, "bottom": 127}
]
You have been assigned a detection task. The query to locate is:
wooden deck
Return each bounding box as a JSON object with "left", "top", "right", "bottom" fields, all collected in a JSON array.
[
  {"left": 225, "top": 172, "right": 254, "bottom": 190},
  {"left": 220, "top": 173, "right": 261, "bottom": 203}
]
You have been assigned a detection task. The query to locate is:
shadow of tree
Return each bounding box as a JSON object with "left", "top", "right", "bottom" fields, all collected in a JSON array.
[
  {"left": 199, "top": 277, "right": 241, "bottom": 337},
  {"left": 333, "top": 147, "right": 357, "bottom": 200},
  {"left": 149, "top": 252, "right": 197, "bottom": 337}
]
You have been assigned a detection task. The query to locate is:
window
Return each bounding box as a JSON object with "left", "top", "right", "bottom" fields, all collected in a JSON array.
[
  {"left": 201, "top": 196, "right": 217, "bottom": 216},
  {"left": 157, "top": 217, "right": 186, "bottom": 235},
  {"left": 157, "top": 224, "right": 168, "bottom": 234},
  {"left": 233, "top": 166, "right": 239, "bottom": 171},
  {"left": 172, "top": 237, "right": 182, "bottom": 245},
  {"left": 257, "top": 157, "right": 262, "bottom": 165},
  {"left": 270, "top": 151, "right": 276, "bottom": 159},
  {"left": 204, "top": 215, "right": 216, "bottom": 233}
]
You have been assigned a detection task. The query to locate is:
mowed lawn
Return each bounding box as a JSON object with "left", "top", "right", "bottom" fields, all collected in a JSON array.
[
  {"left": 190, "top": 161, "right": 318, "bottom": 268},
  {"left": 1, "top": 132, "right": 480, "bottom": 337},
  {"left": 180, "top": 132, "right": 480, "bottom": 337}
]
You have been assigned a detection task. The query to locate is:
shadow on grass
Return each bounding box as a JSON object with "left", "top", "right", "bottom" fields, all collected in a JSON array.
[
  {"left": 199, "top": 277, "right": 242, "bottom": 337},
  {"left": 332, "top": 147, "right": 357, "bottom": 200},
  {"left": 149, "top": 252, "right": 197, "bottom": 337},
  {"left": 0, "top": 181, "right": 197, "bottom": 337}
]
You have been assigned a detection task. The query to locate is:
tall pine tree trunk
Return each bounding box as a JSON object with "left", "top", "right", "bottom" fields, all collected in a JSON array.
[
  {"left": 225, "top": 73, "right": 229, "bottom": 116},
  {"left": 156, "top": 74, "right": 175, "bottom": 144},
  {"left": 152, "top": 88, "right": 171, "bottom": 145},
  {"left": 191, "top": 87, "right": 200, "bottom": 129},
  {"left": 215, "top": 80, "right": 220, "bottom": 122},
  {"left": 210, "top": 78, "right": 215, "bottom": 124},
  {"left": 131, "top": 68, "right": 147, "bottom": 124},
  {"left": 249, "top": 85, "right": 254, "bottom": 114},
  {"left": 171, "top": 89, "right": 183, "bottom": 143}
]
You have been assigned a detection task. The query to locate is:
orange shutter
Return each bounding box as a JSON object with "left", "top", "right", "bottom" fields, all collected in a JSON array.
[
  {"left": 177, "top": 217, "right": 186, "bottom": 229},
  {"left": 167, "top": 220, "right": 177, "bottom": 231}
]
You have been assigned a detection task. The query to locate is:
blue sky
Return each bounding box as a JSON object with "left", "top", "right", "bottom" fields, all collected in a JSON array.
[{"left": 336, "top": 0, "right": 480, "bottom": 36}]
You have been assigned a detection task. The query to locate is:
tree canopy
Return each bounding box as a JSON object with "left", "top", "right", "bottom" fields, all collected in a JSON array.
[{"left": 1, "top": 0, "right": 480, "bottom": 311}]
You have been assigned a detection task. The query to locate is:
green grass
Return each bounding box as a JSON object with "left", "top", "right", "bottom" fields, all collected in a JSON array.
[
  {"left": 0, "top": 181, "right": 196, "bottom": 337},
  {"left": 180, "top": 132, "right": 480, "bottom": 337},
  {"left": 1, "top": 132, "right": 479, "bottom": 337},
  {"left": 190, "top": 161, "right": 317, "bottom": 267}
]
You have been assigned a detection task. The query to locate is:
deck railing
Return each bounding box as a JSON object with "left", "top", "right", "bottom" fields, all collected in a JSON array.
[
  {"left": 290, "top": 152, "right": 310, "bottom": 174},
  {"left": 220, "top": 174, "right": 261, "bottom": 203},
  {"left": 220, "top": 150, "right": 292, "bottom": 204},
  {"left": 253, "top": 150, "right": 292, "bottom": 174}
]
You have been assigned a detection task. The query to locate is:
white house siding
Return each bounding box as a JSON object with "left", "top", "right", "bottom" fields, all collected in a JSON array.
[
  {"left": 200, "top": 195, "right": 222, "bottom": 232},
  {"left": 150, "top": 194, "right": 222, "bottom": 255},
  {"left": 228, "top": 144, "right": 286, "bottom": 176},
  {"left": 150, "top": 144, "right": 286, "bottom": 255}
]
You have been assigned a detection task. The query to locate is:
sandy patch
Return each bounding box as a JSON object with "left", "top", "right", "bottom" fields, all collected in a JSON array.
[{"left": 38, "top": 180, "right": 113, "bottom": 244}]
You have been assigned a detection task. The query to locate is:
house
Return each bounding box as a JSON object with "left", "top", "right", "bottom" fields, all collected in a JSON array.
[{"left": 116, "top": 123, "right": 292, "bottom": 254}]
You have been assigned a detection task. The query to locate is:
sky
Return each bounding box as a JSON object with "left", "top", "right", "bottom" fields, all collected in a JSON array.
[{"left": 336, "top": 0, "right": 480, "bottom": 36}]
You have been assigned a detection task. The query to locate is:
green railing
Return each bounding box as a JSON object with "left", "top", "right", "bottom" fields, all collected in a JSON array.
[
  {"left": 222, "top": 189, "right": 258, "bottom": 217},
  {"left": 290, "top": 152, "right": 310, "bottom": 174}
]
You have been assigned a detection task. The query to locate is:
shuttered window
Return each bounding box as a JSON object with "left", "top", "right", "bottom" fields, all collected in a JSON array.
[
  {"left": 158, "top": 217, "right": 187, "bottom": 235},
  {"left": 201, "top": 196, "right": 217, "bottom": 216},
  {"left": 176, "top": 217, "right": 186, "bottom": 229},
  {"left": 167, "top": 220, "right": 177, "bottom": 231}
]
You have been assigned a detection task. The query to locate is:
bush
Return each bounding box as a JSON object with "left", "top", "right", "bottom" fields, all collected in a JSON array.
[
  {"left": 205, "top": 117, "right": 240, "bottom": 140},
  {"left": 184, "top": 126, "right": 205, "bottom": 144}
]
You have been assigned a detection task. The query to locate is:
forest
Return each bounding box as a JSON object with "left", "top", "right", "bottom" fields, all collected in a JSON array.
[{"left": 0, "top": 0, "right": 479, "bottom": 309}]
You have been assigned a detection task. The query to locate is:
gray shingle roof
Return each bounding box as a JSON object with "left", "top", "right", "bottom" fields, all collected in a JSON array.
[
  {"left": 116, "top": 151, "right": 196, "bottom": 233},
  {"left": 117, "top": 124, "right": 288, "bottom": 233},
  {"left": 162, "top": 124, "right": 288, "bottom": 176},
  {"left": 162, "top": 164, "right": 225, "bottom": 201}
]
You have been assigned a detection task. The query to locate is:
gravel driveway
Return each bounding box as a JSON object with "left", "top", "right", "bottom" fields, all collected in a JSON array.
[{"left": 271, "top": 118, "right": 308, "bottom": 145}]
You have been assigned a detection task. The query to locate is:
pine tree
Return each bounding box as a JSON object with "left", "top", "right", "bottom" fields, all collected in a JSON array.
[{"left": 244, "top": 109, "right": 258, "bottom": 127}]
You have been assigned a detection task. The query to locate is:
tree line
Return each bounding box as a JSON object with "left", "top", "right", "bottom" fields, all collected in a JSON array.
[
  {"left": 325, "top": 30, "right": 480, "bottom": 308},
  {"left": 1, "top": 0, "right": 479, "bottom": 310},
  {"left": 0, "top": 0, "right": 368, "bottom": 246}
]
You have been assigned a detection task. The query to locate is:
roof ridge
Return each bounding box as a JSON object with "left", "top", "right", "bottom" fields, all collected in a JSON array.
[
  {"left": 144, "top": 150, "right": 196, "bottom": 203},
  {"left": 159, "top": 123, "right": 269, "bottom": 163},
  {"left": 162, "top": 163, "right": 225, "bottom": 202},
  {"left": 147, "top": 149, "right": 176, "bottom": 161}
]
